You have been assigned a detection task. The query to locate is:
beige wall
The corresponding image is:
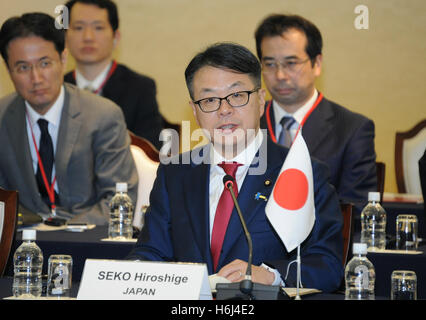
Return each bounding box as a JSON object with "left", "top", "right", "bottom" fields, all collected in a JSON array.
[{"left": 1, "top": 0, "right": 425, "bottom": 193}]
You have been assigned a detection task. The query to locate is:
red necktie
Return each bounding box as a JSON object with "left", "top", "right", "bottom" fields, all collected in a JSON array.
[{"left": 211, "top": 162, "right": 241, "bottom": 272}]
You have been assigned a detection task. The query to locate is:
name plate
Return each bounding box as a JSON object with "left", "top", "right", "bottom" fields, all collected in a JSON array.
[{"left": 77, "top": 259, "right": 212, "bottom": 300}]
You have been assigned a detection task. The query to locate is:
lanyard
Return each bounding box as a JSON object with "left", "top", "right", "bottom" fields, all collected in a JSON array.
[
  {"left": 265, "top": 92, "right": 324, "bottom": 144},
  {"left": 73, "top": 60, "right": 118, "bottom": 94},
  {"left": 26, "top": 113, "right": 57, "bottom": 214}
]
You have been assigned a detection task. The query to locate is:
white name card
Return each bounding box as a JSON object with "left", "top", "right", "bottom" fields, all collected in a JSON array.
[{"left": 77, "top": 259, "right": 212, "bottom": 300}]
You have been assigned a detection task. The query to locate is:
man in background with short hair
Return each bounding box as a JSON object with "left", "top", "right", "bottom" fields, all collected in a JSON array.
[
  {"left": 0, "top": 12, "right": 137, "bottom": 225},
  {"left": 255, "top": 14, "right": 377, "bottom": 215},
  {"left": 64, "top": 0, "right": 164, "bottom": 149}
]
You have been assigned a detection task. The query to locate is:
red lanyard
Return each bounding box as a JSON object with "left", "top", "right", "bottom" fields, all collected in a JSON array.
[
  {"left": 73, "top": 60, "right": 118, "bottom": 94},
  {"left": 26, "top": 113, "right": 57, "bottom": 213},
  {"left": 266, "top": 92, "right": 324, "bottom": 144}
]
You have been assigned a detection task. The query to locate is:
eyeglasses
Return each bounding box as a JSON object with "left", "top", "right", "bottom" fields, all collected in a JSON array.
[
  {"left": 12, "top": 58, "right": 56, "bottom": 75},
  {"left": 261, "top": 58, "right": 310, "bottom": 74},
  {"left": 193, "top": 88, "right": 260, "bottom": 113}
]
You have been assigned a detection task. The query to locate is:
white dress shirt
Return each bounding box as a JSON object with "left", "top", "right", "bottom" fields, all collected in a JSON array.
[
  {"left": 25, "top": 85, "right": 65, "bottom": 193},
  {"left": 272, "top": 89, "right": 318, "bottom": 141},
  {"left": 75, "top": 61, "right": 112, "bottom": 94},
  {"left": 208, "top": 130, "right": 283, "bottom": 286}
]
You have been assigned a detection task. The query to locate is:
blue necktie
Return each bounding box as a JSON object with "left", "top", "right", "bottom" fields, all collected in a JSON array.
[{"left": 277, "top": 116, "right": 296, "bottom": 147}]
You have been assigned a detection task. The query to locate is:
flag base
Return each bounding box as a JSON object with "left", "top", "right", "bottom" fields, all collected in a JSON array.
[{"left": 215, "top": 282, "right": 287, "bottom": 300}]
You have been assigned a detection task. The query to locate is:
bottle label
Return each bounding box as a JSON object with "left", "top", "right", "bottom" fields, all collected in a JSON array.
[{"left": 354, "top": 265, "right": 370, "bottom": 289}]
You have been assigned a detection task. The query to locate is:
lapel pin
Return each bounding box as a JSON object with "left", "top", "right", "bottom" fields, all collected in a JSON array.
[
  {"left": 264, "top": 179, "right": 271, "bottom": 186},
  {"left": 255, "top": 192, "right": 268, "bottom": 201}
]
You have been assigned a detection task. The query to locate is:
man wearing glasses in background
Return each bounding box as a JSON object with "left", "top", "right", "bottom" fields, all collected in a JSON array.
[
  {"left": 128, "top": 42, "right": 344, "bottom": 293},
  {"left": 0, "top": 12, "right": 137, "bottom": 225},
  {"left": 256, "top": 14, "right": 377, "bottom": 217}
]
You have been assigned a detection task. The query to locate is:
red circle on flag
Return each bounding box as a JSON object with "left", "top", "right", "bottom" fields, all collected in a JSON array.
[{"left": 273, "top": 168, "right": 309, "bottom": 210}]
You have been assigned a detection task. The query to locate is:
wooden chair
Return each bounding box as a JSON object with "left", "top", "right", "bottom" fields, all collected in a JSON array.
[
  {"left": 0, "top": 188, "right": 18, "bottom": 276},
  {"left": 128, "top": 130, "right": 159, "bottom": 162},
  {"left": 341, "top": 202, "right": 354, "bottom": 267},
  {"left": 128, "top": 131, "right": 160, "bottom": 230},
  {"left": 376, "top": 161, "right": 385, "bottom": 199},
  {"left": 395, "top": 119, "right": 426, "bottom": 193}
]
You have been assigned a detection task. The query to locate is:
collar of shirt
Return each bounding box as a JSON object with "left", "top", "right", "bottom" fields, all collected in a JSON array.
[
  {"left": 25, "top": 85, "right": 65, "bottom": 191},
  {"left": 75, "top": 61, "right": 112, "bottom": 93},
  {"left": 272, "top": 89, "right": 318, "bottom": 138},
  {"left": 208, "top": 129, "right": 263, "bottom": 237}
]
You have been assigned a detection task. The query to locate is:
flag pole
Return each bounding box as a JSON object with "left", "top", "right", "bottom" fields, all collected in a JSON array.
[{"left": 295, "top": 245, "right": 302, "bottom": 300}]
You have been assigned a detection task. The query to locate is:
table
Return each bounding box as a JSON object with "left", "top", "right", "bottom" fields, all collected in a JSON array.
[
  {"left": 367, "top": 245, "right": 426, "bottom": 299},
  {"left": 0, "top": 276, "right": 351, "bottom": 300},
  {"left": 6, "top": 221, "right": 426, "bottom": 300},
  {"left": 6, "top": 226, "right": 136, "bottom": 281}
]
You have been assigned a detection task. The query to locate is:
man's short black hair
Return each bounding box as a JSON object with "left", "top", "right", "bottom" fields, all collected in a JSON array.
[
  {"left": 65, "top": 0, "right": 119, "bottom": 31},
  {"left": 255, "top": 14, "right": 323, "bottom": 63},
  {"left": 0, "top": 12, "right": 65, "bottom": 65},
  {"left": 185, "top": 42, "right": 261, "bottom": 100}
]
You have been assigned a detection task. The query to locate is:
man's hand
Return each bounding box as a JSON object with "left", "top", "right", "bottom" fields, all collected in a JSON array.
[{"left": 217, "top": 259, "right": 275, "bottom": 285}]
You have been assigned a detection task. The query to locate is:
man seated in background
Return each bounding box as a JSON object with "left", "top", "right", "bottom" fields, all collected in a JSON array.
[
  {"left": 64, "top": 0, "right": 164, "bottom": 150},
  {"left": 128, "top": 42, "right": 344, "bottom": 292},
  {"left": 0, "top": 12, "right": 137, "bottom": 225},
  {"left": 255, "top": 14, "right": 377, "bottom": 215}
]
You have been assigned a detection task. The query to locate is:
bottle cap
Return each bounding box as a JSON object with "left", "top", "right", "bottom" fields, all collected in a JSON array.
[
  {"left": 368, "top": 192, "right": 380, "bottom": 202},
  {"left": 352, "top": 243, "right": 367, "bottom": 255},
  {"left": 116, "top": 182, "right": 128, "bottom": 192},
  {"left": 22, "top": 229, "right": 36, "bottom": 241}
]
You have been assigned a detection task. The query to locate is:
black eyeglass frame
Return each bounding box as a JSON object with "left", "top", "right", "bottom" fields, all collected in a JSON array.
[{"left": 193, "top": 88, "right": 260, "bottom": 113}]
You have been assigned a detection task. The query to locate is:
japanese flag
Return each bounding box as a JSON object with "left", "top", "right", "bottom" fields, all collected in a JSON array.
[{"left": 265, "top": 129, "right": 315, "bottom": 252}]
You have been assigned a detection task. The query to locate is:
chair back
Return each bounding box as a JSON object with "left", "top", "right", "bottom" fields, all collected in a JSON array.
[
  {"left": 395, "top": 119, "right": 426, "bottom": 193},
  {"left": 376, "top": 161, "right": 385, "bottom": 198},
  {"left": 0, "top": 188, "right": 18, "bottom": 276},
  {"left": 129, "top": 144, "right": 160, "bottom": 230},
  {"left": 129, "top": 130, "right": 159, "bottom": 162},
  {"left": 341, "top": 202, "right": 354, "bottom": 267}
]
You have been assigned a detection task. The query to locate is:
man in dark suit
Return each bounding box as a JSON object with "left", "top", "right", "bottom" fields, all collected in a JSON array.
[
  {"left": 0, "top": 12, "right": 137, "bottom": 225},
  {"left": 128, "top": 43, "right": 344, "bottom": 292},
  {"left": 255, "top": 14, "right": 377, "bottom": 213},
  {"left": 64, "top": 0, "right": 164, "bottom": 150}
]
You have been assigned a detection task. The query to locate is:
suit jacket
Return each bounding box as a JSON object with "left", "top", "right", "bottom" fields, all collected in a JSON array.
[
  {"left": 64, "top": 63, "right": 164, "bottom": 150},
  {"left": 128, "top": 137, "right": 344, "bottom": 292},
  {"left": 261, "top": 95, "right": 377, "bottom": 212},
  {"left": 0, "top": 83, "right": 138, "bottom": 225}
]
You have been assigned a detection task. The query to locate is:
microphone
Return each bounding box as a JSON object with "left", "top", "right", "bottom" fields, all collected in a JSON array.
[
  {"left": 215, "top": 175, "right": 285, "bottom": 300},
  {"left": 222, "top": 174, "right": 253, "bottom": 295}
]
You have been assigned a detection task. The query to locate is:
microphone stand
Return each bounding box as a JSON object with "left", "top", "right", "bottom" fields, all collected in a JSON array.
[
  {"left": 215, "top": 176, "right": 285, "bottom": 300},
  {"left": 226, "top": 180, "right": 254, "bottom": 297}
]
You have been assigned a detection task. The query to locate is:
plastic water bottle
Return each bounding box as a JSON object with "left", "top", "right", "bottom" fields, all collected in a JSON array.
[
  {"left": 345, "top": 243, "right": 375, "bottom": 300},
  {"left": 360, "top": 191, "right": 387, "bottom": 250},
  {"left": 12, "top": 229, "right": 43, "bottom": 298},
  {"left": 108, "top": 182, "right": 134, "bottom": 239}
]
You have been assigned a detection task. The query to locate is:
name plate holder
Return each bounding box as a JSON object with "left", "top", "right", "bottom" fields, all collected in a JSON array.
[{"left": 77, "top": 259, "right": 212, "bottom": 300}]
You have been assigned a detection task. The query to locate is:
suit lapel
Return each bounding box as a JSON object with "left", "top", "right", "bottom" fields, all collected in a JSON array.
[
  {"left": 302, "top": 98, "right": 334, "bottom": 154},
  {"left": 182, "top": 145, "right": 214, "bottom": 272},
  {"left": 55, "top": 85, "right": 83, "bottom": 198},
  {"left": 4, "top": 97, "right": 40, "bottom": 199}
]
